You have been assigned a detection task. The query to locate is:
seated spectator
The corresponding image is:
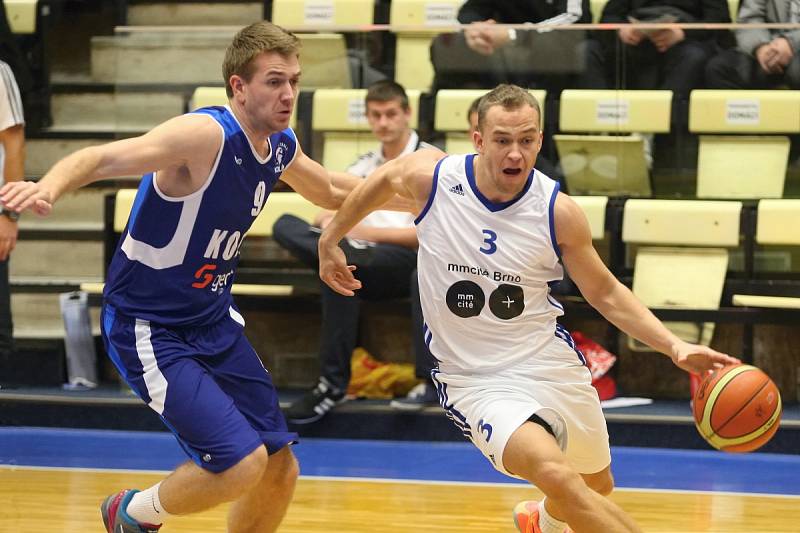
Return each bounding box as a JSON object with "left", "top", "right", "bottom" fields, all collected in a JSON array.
[
  {"left": 586, "top": 0, "right": 731, "bottom": 105},
  {"left": 274, "top": 80, "right": 438, "bottom": 423},
  {"left": 0, "top": 59, "right": 23, "bottom": 357},
  {"left": 706, "top": 0, "right": 800, "bottom": 89},
  {"left": 430, "top": 0, "right": 593, "bottom": 92}
]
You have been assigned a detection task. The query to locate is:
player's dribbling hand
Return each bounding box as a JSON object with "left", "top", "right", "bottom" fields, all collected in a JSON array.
[
  {"left": 318, "top": 243, "right": 361, "bottom": 296},
  {"left": 669, "top": 341, "right": 741, "bottom": 375},
  {"left": 0, "top": 181, "right": 53, "bottom": 216}
]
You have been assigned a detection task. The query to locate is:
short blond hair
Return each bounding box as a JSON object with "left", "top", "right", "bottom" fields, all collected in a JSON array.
[
  {"left": 477, "top": 84, "right": 541, "bottom": 133},
  {"left": 222, "top": 22, "right": 301, "bottom": 97}
]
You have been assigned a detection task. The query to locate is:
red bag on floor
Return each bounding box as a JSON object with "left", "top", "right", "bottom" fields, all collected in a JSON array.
[{"left": 571, "top": 331, "right": 618, "bottom": 401}]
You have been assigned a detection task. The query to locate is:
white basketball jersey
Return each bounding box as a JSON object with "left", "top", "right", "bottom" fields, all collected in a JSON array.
[{"left": 415, "top": 154, "right": 565, "bottom": 374}]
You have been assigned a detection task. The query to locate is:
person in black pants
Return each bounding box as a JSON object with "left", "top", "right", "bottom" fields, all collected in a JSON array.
[
  {"left": 705, "top": 0, "right": 800, "bottom": 90},
  {"left": 274, "top": 81, "right": 438, "bottom": 423},
  {"left": 585, "top": 0, "right": 731, "bottom": 101},
  {"left": 430, "top": 0, "right": 593, "bottom": 92}
]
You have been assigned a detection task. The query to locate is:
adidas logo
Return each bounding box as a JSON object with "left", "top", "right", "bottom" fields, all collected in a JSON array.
[{"left": 449, "top": 183, "right": 465, "bottom": 196}]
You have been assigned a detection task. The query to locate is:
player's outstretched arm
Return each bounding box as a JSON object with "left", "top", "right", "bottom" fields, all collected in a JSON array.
[
  {"left": 0, "top": 113, "right": 220, "bottom": 216},
  {"left": 318, "top": 148, "right": 442, "bottom": 296},
  {"left": 554, "top": 192, "right": 740, "bottom": 374},
  {"left": 279, "top": 147, "right": 364, "bottom": 210}
]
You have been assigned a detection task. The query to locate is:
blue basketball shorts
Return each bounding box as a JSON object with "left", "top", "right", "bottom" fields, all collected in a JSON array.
[{"left": 101, "top": 304, "right": 297, "bottom": 473}]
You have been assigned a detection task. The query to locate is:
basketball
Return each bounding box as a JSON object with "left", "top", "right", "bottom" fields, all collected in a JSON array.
[{"left": 693, "top": 364, "right": 782, "bottom": 453}]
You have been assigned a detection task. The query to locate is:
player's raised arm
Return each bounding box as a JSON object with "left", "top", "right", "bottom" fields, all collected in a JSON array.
[
  {"left": 0, "top": 113, "right": 221, "bottom": 216},
  {"left": 318, "top": 147, "right": 443, "bottom": 296},
  {"left": 554, "top": 192, "right": 739, "bottom": 374}
]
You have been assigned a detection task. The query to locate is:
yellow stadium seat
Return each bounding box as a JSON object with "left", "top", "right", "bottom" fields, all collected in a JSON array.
[
  {"left": 190, "top": 86, "right": 298, "bottom": 130},
  {"left": 114, "top": 189, "right": 320, "bottom": 239},
  {"left": 6, "top": 0, "right": 37, "bottom": 34},
  {"left": 271, "top": 0, "right": 374, "bottom": 26},
  {"left": 390, "top": 0, "right": 464, "bottom": 91},
  {"left": 728, "top": 0, "right": 740, "bottom": 21},
  {"left": 555, "top": 90, "right": 673, "bottom": 197},
  {"left": 689, "top": 90, "right": 800, "bottom": 199},
  {"left": 622, "top": 199, "right": 742, "bottom": 351},
  {"left": 733, "top": 199, "right": 800, "bottom": 309},
  {"left": 590, "top": 0, "right": 607, "bottom": 22},
  {"left": 572, "top": 195, "right": 608, "bottom": 240},
  {"left": 248, "top": 192, "right": 322, "bottom": 237},
  {"left": 434, "top": 89, "right": 546, "bottom": 153},
  {"left": 90, "top": 189, "right": 318, "bottom": 299},
  {"left": 312, "top": 88, "right": 421, "bottom": 171}
]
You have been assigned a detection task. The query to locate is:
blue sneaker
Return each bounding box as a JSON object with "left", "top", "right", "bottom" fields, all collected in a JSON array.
[
  {"left": 390, "top": 382, "right": 439, "bottom": 411},
  {"left": 100, "top": 489, "right": 161, "bottom": 533}
]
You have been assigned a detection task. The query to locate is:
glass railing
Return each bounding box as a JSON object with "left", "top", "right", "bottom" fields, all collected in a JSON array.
[{"left": 111, "top": 21, "right": 800, "bottom": 201}]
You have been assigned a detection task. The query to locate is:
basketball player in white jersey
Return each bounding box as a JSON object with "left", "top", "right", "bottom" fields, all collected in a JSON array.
[
  {"left": 317, "top": 84, "right": 740, "bottom": 533},
  {"left": 0, "top": 21, "right": 397, "bottom": 533}
]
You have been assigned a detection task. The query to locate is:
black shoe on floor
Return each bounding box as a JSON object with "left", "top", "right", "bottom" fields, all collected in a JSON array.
[
  {"left": 285, "top": 378, "right": 346, "bottom": 424},
  {"left": 390, "top": 382, "right": 439, "bottom": 411}
]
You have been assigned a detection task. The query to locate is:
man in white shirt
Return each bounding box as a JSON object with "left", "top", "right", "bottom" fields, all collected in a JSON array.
[
  {"left": 0, "top": 60, "right": 24, "bottom": 357},
  {"left": 274, "top": 80, "right": 438, "bottom": 423}
]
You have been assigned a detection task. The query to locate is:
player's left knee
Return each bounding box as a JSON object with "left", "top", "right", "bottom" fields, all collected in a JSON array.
[{"left": 585, "top": 470, "right": 614, "bottom": 496}]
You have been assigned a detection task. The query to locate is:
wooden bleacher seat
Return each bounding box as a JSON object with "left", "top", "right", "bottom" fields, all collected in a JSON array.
[
  {"left": 689, "top": 90, "right": 800, "bottom": 198},
  {"left": 554, "top": 90, "right": 672, "bottom": 197},
  {"left": 312, "top": 88, "right": 421, "bottom": 171},
  {"left": 622, "top": 199, "right": 742, "bottom": 351},
  {"left": 733, "top": 199, "right": 800, "bottom": 310},
  {"left": 190, "top": 87, "right": 298, "bottom": 130},
  {"left": 6, "top": 0, "right": 38, "bottom": 34},
  {"left": 434, "top": 89, "right": 546, "bottom": 154},
  {"left": 390, "top": 0, "right": 463, "bottom": 91},
  {"left": 85, "top": 189, "right": 322, "bottom": 299}
]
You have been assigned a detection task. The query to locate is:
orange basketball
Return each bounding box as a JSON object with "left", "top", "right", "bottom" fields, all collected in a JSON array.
[{"left": 693, "top": 364, "right": 782, "bottom": 453}]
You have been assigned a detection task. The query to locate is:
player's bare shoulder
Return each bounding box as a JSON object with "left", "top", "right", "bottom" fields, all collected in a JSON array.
[
  {"left": 553, "top": 191, "right": 593, "bottom": 247},
  {"left": 393, "top": 147, "right": 446, "bottom": 202},
  {"left": 402, "top": 147, "right": 446, "bottom": 181}
]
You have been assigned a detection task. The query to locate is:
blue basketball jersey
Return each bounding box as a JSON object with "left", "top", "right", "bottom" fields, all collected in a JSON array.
[{"left": 104, "top": 106, "right": 298, "bottom": 326}]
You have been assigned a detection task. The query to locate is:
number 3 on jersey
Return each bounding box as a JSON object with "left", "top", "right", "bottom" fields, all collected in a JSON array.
[{"left": 480, "top": 229, "right": 497, "bottom": 255}]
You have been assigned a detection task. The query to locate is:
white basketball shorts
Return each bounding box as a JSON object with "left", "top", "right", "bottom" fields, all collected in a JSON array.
[{"left": 431, "top": 336, "right": 611, "bottom": 477}]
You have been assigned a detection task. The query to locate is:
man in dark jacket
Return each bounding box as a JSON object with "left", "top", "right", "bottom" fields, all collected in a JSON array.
[
  {"left": 430, "top": 0, "right": 593, "bottom": 91},
  {"left": 706, "top": 0, "right": 800, "bottom": 89},
  {"left": 586, "top": 0, "right": 731, "bottom": 102}
]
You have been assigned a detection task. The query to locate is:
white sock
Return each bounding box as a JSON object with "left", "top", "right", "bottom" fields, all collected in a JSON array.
[
  {"left": 126, "top": 482, "right": 172, "bottom": 526},
  {"left": 538, "top": 499, "right": 569, "bottom": 533}
]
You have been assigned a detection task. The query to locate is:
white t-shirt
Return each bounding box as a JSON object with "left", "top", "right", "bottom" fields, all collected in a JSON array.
[
  {"left": 415, "top": 154, "right": 565, "bottom": 374},
  {"left": 0, "top": 61, "right": 24, "bottom": 183},
  {"left": 346, "top": 130, "right": 436, "bottom": 233}
]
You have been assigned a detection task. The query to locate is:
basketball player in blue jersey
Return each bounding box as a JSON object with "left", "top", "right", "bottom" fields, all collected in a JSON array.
[
  {"left": 317, "top": 84, "right": 741, "bottom": 533},
  {"left": 0, "top": 22, "right": 376, "bottom": 533}
]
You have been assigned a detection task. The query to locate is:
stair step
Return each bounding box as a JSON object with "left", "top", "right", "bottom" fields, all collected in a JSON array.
[
  {"left": 12, "top": 293, "right": 101, "bottom": 339},
  {"left": 127, "top": 2, "right": 263, "bottom": 26},
  {"left": 11, "top": 240, "right": 104, "bottom": 279},
  {"left": 50, "top": 90, "right": 184, "bottom": 131},
  {"left": 17, "top": 188, "right": 109, "bottom": 228},
  {"left": 91, "top": 32, "right": 232, "bottom": 84},
  {"left": 26, "top": 138, "right": 107, "bottom": 177}
]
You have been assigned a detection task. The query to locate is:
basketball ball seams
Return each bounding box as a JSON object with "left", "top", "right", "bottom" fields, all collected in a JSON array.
[
  {"left": 714, "top": 376, "right": 769, "bottom": 436},
  {"left": 694, "top": 364, "right": 783, "bottom": 452},
  {"left": 697, "top": 365, "right": 753, "bottom": 438}
]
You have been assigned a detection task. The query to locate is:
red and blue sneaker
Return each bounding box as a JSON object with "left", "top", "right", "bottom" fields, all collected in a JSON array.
[{"left": 100, "top": 489, "right": 161, "bottom": 533}]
